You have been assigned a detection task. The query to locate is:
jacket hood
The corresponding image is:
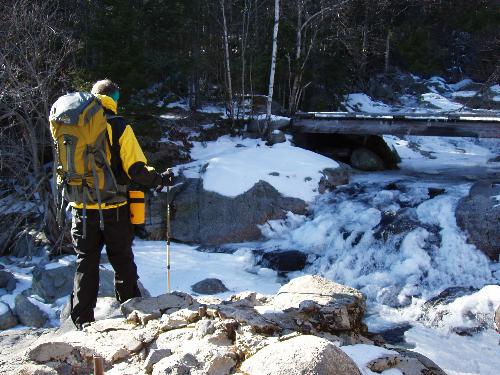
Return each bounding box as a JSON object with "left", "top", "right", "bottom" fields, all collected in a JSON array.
[{"left": 96, "top": 94, "right": 117, "bottom": 114}]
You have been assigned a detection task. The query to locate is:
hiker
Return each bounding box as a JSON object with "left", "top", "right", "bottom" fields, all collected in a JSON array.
[{"left": 50, "top": 79, "right": 174, "bottom": 328}]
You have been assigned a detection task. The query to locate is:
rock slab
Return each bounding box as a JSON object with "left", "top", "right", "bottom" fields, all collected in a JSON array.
[
  {"left": 241, "top": 335, "right": 361, "bottom": 375},
  {"left": 170, "top": 179, "right": 307, "bottom": 245},
  {"left": 456, "top": 180, "right": 500, "bottom": 261}
]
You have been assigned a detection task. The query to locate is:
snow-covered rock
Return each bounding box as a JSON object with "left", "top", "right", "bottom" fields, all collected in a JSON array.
[
  {"left": 0, "top": 270, "right": 16, "bottom": 293},
  {"left": 31, "top": 257, "right": 76, "bottom": 303},
  {"left": 350, "top": 147, "right": 386, "bottom": 171},
  {"left": 241, "top": 335, "right": 361, "bottom": 375},
  {"left": 271, "top": 275, "right": 366, "bottom": 334},
  {"left": 0, "top": 301, "right": 17, "bottom": 330},
  {"left": 14, "top": 295, "right": 48, "bottom": 328},
  {"left": 455, "top": 180, "right": 500, "bottom": 261}
]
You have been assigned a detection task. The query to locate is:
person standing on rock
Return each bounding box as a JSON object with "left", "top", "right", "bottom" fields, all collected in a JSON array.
[{"left": 64, "top": 79, "right": 174, "bottom": 328}]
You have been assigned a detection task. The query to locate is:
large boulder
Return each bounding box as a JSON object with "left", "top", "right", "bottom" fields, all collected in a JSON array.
[
  {"left": 350, "top": 148, "right": 385, "bottom": 171},
  {"left": 455, "top": 180, "right": 500, "bottom": 261},
  {"left": 14, "top": 295, "right": 48, "bottom": 328},
  {"left": 271, "top": 275, "right": 366, "bottom": 334},
  {"left": 31, "top": 259, "right": 76, "bottom": 303},
  {"left": 169, "top": 179, "right": 307, "bottom": 245},
  {"left": 240, "top": 335, "right": 361, "bottom": 375},
  {"left": 0, "top": 302, "right": 18, "bottom": 330},
  {"left": 0, "top": 270, "right": 16, "bottom": 293}
]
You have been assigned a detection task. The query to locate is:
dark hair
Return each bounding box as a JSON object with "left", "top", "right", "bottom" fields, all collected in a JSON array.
[{"left": 91, "top": 79, "right": 120, "bottom": 96}]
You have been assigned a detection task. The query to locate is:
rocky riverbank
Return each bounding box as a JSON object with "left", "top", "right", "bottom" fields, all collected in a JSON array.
[{"left": 1, "top": 275, "right": 446, "bottom": 375}]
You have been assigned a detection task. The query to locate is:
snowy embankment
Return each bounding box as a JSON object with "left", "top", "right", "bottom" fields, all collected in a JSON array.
[{"left": 175, "top": 135, "right": 339, "bottom": 202}]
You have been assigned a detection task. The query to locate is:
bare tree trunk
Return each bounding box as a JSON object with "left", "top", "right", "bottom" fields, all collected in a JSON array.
[
  {"left": 220, "top": 0, "right": 234, "bottom": 120},
  {"left": 384, "top": 29, "right": 392, "bottom": 73},
  {"left": 266, "top": 0, "right": 280, "bottom": 132},
  {"left": 360, "top": 0, "right": 370, "bottom": 78}
]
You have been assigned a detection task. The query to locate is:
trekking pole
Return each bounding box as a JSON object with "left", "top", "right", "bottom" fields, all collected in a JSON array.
[
  {"left": 166, "top": 184, "right": 171, "bottom": 293},
  {"left": 93, "top": 355, "right": 104, "bottom": 375}
]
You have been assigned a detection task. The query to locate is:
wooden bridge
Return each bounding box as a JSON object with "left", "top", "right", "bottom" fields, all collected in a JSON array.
[{"left": 292, "top": 112, "right": 500, "bottom": 138}]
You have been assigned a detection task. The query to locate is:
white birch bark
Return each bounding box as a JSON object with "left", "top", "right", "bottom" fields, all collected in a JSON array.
[
  {"left": 266, "top": 0, "right": 280, "bottom": 124},
  {"left": 220, "top": 0, "right": 234, "bottom": 120}
]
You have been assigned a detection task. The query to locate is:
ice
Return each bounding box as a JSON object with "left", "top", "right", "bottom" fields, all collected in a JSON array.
[{"left": 405, "top": 326, "right": 500, "bottom": 375}]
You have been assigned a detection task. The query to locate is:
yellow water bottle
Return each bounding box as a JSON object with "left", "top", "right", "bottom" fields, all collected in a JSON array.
[{"left": 128, "top": 190, "right": 145, "bottom": 224}]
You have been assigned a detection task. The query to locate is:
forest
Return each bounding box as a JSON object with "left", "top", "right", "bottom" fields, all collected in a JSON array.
[{"left": 0, "top": 0, "right": 498, "bottom": 252}]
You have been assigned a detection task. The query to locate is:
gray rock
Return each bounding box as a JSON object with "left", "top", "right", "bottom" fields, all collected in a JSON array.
[
  {"left": 390, "top": 348, "right": 448, "bottom": 375},
  {"left": 258, "top": 250, "right": 307, "bottom": 272},
  {"left": 195, "top": 319, "right": 216, "bottom": 338},
  {"left": 191, "top": 278, "right": 228, "bottom": 295},
  {"left": 152, "top": 352, "right": 199, "bottom": 375},
  {"left": 170, "top": 179, "right": 307, "bottom": 245},
  {"left": 10, "top": 230, "right": 47, "bottom": 258},
  {"left": 121, "top": 292, "right": 196, "bottom": 320},
  {"left": 268, "top": 130, "right": 286, "bottom": 145},
  {"left": 27, "top": 341, "right": 75, "bottom": 363},
  {"left": 495, "top": 305, "right": 499, "bottom": 332},
  {"left": 241, "top": 335, "right": 361, "bottom": 375},
  {"left": 144, "top": 349, "right": 172, "bottom": 372},
  {"left": 318, "top": 165, "right": 350, "bottom": 193},
  {"left": 14, "top": 295, "right": 48, "bottom": 328},
  {"left": 31, "top": 260, "right": 76, "bottom": 303},
  {"left": 0, "top": 301, "right": 18, "bottom": 330},
  {"left": 14, "top": 364, "right": 58, "bottom": 375},
  {"left": 0, "top": 270, "right": 16, "bottom": 292},
  {"left": 271, "top": 275, "right": 366, "bottom": 333},
  {"left": 351, "top": 147, "right": 386, "bottom": 171},
  {"left": 456, "top": 180, "right": 500, "bottom": 261}
]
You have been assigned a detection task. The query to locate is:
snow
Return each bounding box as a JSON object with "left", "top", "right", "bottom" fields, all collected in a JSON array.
[
  {"left": 178, "top": 135, "right": 339, "bottom": 202},
  {"left": 343, "top": 93, "right": 392, "bottom": 113},
  {"left": 133, "top": 241, "right": 281, "bottom": 298},
  {"left": 44, "top": 255, "right": 76, "bottom": 270},
  {"left": 490, "top": 84, "right": 500, "bottom": 94},
  {"left": 405, "top": 326, "right": 500, "bottom": 375},
  {"left": 492, "top": 95, "right": 500, "bottom": 102},
  {"left": 451, "top": 90, "right": 477, "bottom": 98},
  {"left": 420, "top": 93, "right": 463, "bottom": 111},
  {"left": 166, "top": 100, "right": 189, "bottom": 111},
  {"left": 341, "top": 344, "right": 402, "bottom": 375}
]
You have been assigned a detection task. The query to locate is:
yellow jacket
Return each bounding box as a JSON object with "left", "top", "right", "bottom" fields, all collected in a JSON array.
[{"left": 71, "top": 95, "right": 161, "bottom": 209}]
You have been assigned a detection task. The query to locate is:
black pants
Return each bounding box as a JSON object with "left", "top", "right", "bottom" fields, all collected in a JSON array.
[{"left": 70, "top": 204, "right": 141, "bottom": 326}]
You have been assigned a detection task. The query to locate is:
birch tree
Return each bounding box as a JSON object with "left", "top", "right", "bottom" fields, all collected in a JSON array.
[
  {"left": 220, "top": 0, "right": 234, "bottom": 120},
  {"left": 266, "top": 0, "right": 280, "bottom": 129}
]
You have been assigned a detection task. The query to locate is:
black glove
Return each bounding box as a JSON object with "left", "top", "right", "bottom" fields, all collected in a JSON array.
[{"left": 161, "top": 169, "right": 175, "bottom": 186}]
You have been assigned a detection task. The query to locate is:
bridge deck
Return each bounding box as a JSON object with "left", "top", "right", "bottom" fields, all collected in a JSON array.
[{"left": 292, "top": 112, "right": 500, "bottom": 138}]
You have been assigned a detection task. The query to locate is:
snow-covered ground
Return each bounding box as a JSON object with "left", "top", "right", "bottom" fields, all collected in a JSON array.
[{"left": 1, "top": 75, "right": 499, "bottom": 374}]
